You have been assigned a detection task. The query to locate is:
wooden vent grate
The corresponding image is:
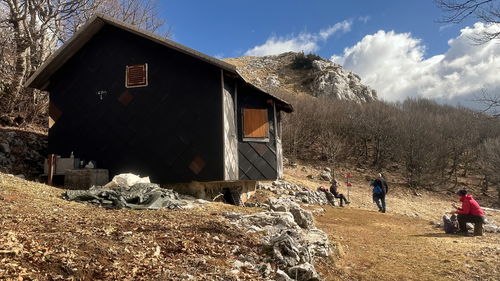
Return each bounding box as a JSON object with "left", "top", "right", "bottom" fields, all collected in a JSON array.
[{"left": 126, "top": 64, "right": 148, "bottom": 88}]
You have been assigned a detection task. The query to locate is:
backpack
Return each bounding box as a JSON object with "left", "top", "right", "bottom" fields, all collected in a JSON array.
[
  {"left": 443, "top": 215, "right": 458, "bottom": 234},
  {"left": 373, "top": 184, "right": 383, "bottom": 195}
]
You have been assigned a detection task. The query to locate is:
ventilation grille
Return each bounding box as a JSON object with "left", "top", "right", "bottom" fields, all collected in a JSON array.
[{"left": 126, "top": 64, "right": 148, "bottom": 88}]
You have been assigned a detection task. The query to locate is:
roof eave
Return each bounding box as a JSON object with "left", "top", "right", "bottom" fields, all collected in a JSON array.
[{"left": 25, "top": 13, "right": 238, "bottom": 89}]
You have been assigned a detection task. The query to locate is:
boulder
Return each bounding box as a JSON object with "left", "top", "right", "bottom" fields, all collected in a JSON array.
[
  {"left": 287, "top": 263, "right": 320, "bottom": 281},
  {"left": 275, "top": 269, "right": 294, "bottom": 281},
  {"left": 271, "top": 232, "right": 310, "bottom": 269},
  {"left": 289, "top": 206, "right": 314, "bottom": 229},
  {"left": 302, "top": 228, "right": 332, "bottom": 257},
  {"left": 319, "top": 171, "right": 332, "bottom": 182},
  {"left": 257, "top": 263, "right": 273, "bottom": 277}
]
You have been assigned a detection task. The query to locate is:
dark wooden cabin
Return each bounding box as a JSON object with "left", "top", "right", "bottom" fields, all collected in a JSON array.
[{"left": 26, "top": 14, "right": 293, "bottom": 186}]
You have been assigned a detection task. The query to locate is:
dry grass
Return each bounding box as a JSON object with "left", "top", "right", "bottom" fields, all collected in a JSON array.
[
  {"left": 314, "top": 208, "right": 500, "bottom": 281},
  {"left": 282, "top": 164, "right": 500, "bottom": 281},
  {"left": 1, "top": 162, "right": 499, "bottom": 281},
  {"left": 0, "top": 174, "right": 268, "bottom": 280}
]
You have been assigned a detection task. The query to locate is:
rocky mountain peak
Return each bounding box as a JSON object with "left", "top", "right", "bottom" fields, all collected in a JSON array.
[{"left": 225, "top": 52, "right": 377, "bottom": 103}]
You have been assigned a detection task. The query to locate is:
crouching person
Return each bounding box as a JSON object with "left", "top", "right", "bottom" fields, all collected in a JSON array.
[{"left": 452, "top": 190, "right": 485, "bottom": 236}]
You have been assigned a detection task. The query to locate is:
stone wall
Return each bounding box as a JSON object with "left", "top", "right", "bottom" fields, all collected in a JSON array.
[{"left": 0, "top": 129, "right": 47, "bottom": 180}]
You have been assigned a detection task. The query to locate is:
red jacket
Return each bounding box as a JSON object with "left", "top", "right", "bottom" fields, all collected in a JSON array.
[{"left": 457, "top": 194, "right": 484, "bottom": 216}]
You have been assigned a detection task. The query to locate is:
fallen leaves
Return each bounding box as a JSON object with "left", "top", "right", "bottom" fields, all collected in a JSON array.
[{"left": 0, "top": 174, "right": 269, "bottom": 280}]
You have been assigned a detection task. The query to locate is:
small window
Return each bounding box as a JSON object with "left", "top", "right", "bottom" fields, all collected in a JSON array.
[
  {"left": 242, "top": 108, "right": 269, "bottom": 142},
  {"left": 126, "top": 63, "right": 148, "bottom": 88}
]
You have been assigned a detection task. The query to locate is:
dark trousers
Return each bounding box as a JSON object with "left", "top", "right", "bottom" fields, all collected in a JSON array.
[
  {"left": 457, "top": 214, "right": 484, "bottom": 233},
  {"left": 333, "top": 193, "right": 349, "bottom": 206},
  {"left": 373, "top": 194, "right": 386, "bottom": 212}
]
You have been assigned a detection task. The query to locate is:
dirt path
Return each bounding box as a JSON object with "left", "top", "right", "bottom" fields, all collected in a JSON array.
[{"left": 314, "top": 207, "right": 500, "bottom": 281}]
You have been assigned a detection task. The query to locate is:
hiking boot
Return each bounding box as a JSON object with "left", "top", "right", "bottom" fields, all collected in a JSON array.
[
  {"left": 474, "top": 223, "right": 484, "bottom": 236},
  {"left": 345, "top": 201, "right": 351, "bottom": 205}
]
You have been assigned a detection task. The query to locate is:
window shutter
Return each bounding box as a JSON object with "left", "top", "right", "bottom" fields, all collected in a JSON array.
[
  {"left": 126, "top": 64, "right": 148, "bottom": 88},
  {"left": 243, "top": 108, "right": 269, "bottom": 139}
]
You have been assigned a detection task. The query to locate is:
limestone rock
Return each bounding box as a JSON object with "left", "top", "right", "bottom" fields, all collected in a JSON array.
[
  {"left": 287, "top": 263, "right": 320, "bottom": 281},
  {"left": 275, "top": 269, "right": 294, "bottom": 281},
  {"left": 225, "top": 52, "right": 377, "bottom": 103},
  {"left": 289, "top": 206, "right": 314, "bottom": 229},
  {"left": 271, "top": 232, "right": 311, "bottom": 268},
  {"left": 319, "top": 171, "right": 332, "bottom": 182}
]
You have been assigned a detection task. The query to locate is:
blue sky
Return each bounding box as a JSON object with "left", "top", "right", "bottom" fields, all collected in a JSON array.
[
  {"left": 160, "top": 0, "right": 499, "bottom": 104},
  {"left": 162, "top": 0, "right": 469, "bottom": 58}
]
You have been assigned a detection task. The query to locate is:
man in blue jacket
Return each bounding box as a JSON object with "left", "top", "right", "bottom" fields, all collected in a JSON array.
[{"left": 372, "top": 174, "right": 388, "bottom": 212}]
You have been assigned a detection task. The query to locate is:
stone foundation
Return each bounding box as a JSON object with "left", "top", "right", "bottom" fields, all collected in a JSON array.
[{"left": 168, "top": 180, "right": 257, "bottom": 204}]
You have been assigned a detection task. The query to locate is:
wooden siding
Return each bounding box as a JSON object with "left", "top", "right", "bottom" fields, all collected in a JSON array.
[
  {"left": 237, "top": 84, "right": 278, "bottom": 180},
  {"left": 47, "top": 25, "right": 224, "bottom": 183},
  {"left": 274, "top": 105, "right": 284, "bottom": 178},
  {"left": 222, "top": 73, "right": 238, "bottom": 180}
]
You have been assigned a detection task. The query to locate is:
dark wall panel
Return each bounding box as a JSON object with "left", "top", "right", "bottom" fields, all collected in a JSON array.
[
  {"left": 237, "top": 84, "right": 278, "bottom": 180},
  {"left": 48, "top": 25, "right": 224, "bottom": 183}
]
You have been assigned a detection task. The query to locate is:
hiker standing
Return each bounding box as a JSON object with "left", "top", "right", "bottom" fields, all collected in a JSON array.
[
  {"left": 330, "top": 179, "right": 350, "bottom": 207},
  {"left": 371, "top": 178, "right": 386, "bottom": 213},
  {"left": 451, "top": 190, "right": 485, "bottom": 236},
  {"left": 377, "top": 173, "right": 389, "bottom": 195}
]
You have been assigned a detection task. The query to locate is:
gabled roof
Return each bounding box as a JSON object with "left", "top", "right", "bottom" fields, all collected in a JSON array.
[{"left": 25, "top": 14, "right": 293, "bottom": 112}]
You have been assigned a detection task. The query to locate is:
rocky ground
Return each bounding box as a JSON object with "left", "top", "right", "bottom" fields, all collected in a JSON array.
[{"left": 2, "top": 162, "right": 500, "bottom": 280}]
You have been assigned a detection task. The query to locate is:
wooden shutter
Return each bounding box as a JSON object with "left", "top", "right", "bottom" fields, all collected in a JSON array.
[
  {"left": 243, "top": 108, "right": 269, "bottom": 139},
  {"left": 126, "top": 64, "right": 148, "bottom": 87}
]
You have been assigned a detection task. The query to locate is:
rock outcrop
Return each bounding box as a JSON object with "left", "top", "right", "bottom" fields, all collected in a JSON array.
[
  {"left": 224, "top": 52, "right": 377, "bottom": 103},
  {"left": 225, "top": 195, "right": 332, "bottom": 281}
]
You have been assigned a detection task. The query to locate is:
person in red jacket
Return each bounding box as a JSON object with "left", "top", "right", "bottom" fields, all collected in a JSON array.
[{"left": 452, "top": 190, "right": 485, "bottom": 235}]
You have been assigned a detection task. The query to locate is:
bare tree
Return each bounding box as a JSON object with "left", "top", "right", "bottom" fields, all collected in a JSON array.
[
  {"left": 479, "top": 137, "right": 500, "bottom": 204},
  {"left": 0, "top": 0, "right": 167, "bottom": 125},
  {"left": 436, "top": 0, "right": 500, "bottom": 42},
  {"left": 64, "top": 0, "right": 167, "bottom": 42}
]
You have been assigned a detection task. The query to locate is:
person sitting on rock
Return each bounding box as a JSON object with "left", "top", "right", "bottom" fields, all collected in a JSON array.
[
  {"left": 329, "top": 179, "right": 350, "bottom": 207},
  {"left": 317, "top": 186, "right": 336, "bottom": 206},
  {"left": 451, "top": 189, "right": 485, "bottom": 236}
]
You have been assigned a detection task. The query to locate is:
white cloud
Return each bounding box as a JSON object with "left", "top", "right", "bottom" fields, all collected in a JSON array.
[
  {"left": 331, "top": 22, "right": 500, "bottom": 102},
  {"left": 245, "top": 20, "right": 352, "bottom": 56},
  {"left": 319, "top": 21, "right": 352, "bottom": 40},
  {"left": 358, "top": 16, "right": 371, "bottom": 24}
]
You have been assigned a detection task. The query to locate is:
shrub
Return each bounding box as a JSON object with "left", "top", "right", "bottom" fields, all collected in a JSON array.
[{"left": 291, "top": 52, "right": 322, "bottom": 70}]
